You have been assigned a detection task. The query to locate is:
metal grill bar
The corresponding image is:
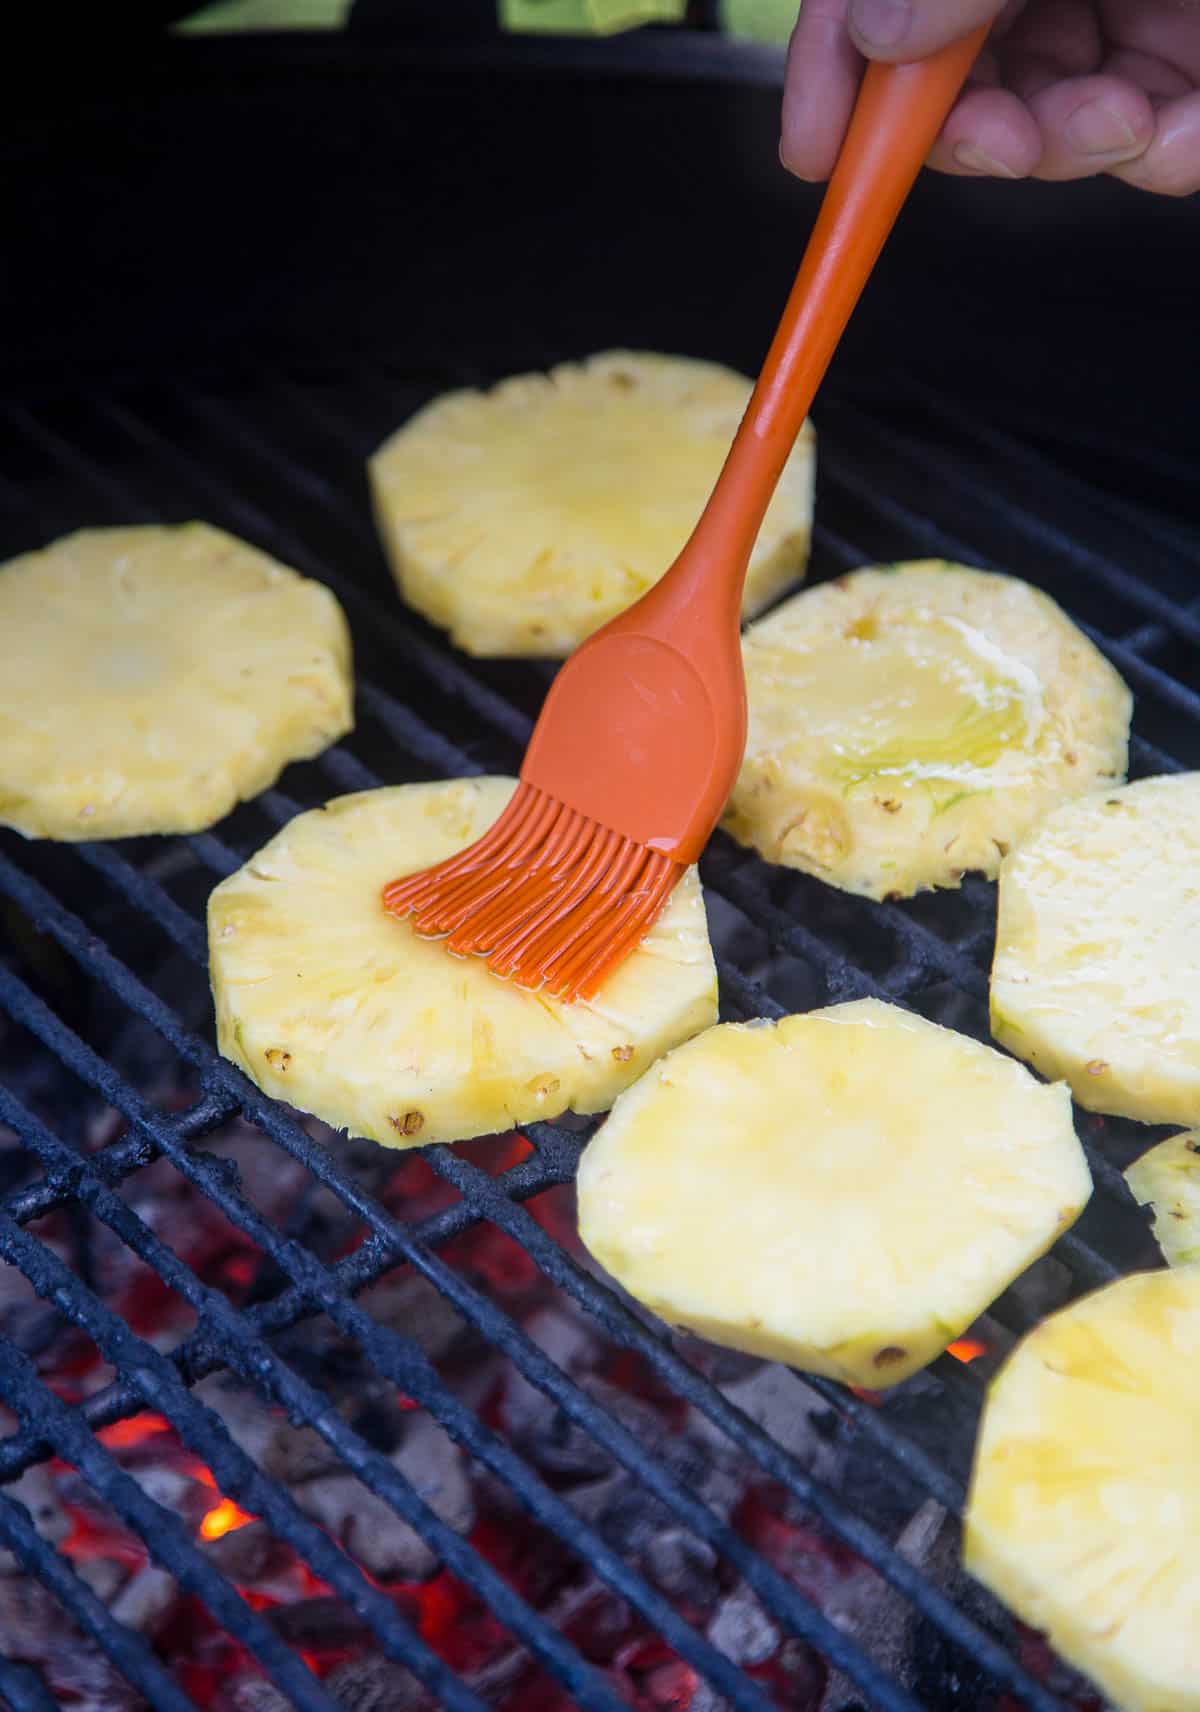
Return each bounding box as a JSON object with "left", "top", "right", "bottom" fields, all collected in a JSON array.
[
  {"left": 0, "top": 1079, "right": 626, "bottom": 1712},
  {"left": 0, "top": 1305, "right": 346, "bottom": 1712},
  {"left": 0, "top": 725, "right": 1067, "bottom": 1706},
  {"left": 815, "top": 437, "right": 1200, "bottom": 734},
  {"left": 0, "top": 869, "right": 932, "bottom": 1712},
  {"left": 0, "top": 1657, "right": 60, "bottom": 1712},
  {"left": 0, "top": 1484, "right": 199, "bottom": 1712},
  {"left": 833, "top": 398, "right": 1200, "bottom": 654},
  {"left": 1, "top": 371, "right": 1189, "bottom": 1711},
  {"left": 2, "top": 1089, "right": 234, "bottom": 1226}
]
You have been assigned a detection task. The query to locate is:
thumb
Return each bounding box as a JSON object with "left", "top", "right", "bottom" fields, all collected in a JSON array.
[{"left": 846, "top": 0, "right": 1010, "bottom": 62}]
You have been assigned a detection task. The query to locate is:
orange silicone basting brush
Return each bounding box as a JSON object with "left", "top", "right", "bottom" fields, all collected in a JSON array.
[{"left": 384, "top": 30, "right": 986, "bottom": 1003}]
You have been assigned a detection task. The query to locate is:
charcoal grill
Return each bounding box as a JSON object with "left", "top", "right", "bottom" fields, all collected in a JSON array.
[{"left": 2, "top": 20, "right": 1199, "bottom": 1712}]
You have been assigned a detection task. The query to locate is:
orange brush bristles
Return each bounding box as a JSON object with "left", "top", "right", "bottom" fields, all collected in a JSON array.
[{"left": 381, "top": 783, "right": 684, "bottom": 1003}]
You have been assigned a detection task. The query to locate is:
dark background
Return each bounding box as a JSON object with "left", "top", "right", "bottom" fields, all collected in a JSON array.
[{"left": 2, "top": 9, "right": 1196, "bottom": 528}]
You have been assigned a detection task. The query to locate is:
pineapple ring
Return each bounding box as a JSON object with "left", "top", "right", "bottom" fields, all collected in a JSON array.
[
  {"left": 991, "top": 774, "right": 1200, "bottom": 1126},
  {"left": 1125, "top": 1131, "right": 1200, "bottom": 1266},
  {"left": 576, "top": 999, "right": 1090, "bottom": 1390},
  {"left": 0, "top": 525, "right": 353, "bottom": 841},
  {"left": 965, "top": 1268, "right": 1200, "bottom": 1712},
  {"left": 208, "top": 779, "right": 718, "bottom": 1149},
  {"left": 368, "top": 350, "right": 815, "bottom": 658},
  {"left": 724, "top": 561, "right": 1130, "bottom": 900}
]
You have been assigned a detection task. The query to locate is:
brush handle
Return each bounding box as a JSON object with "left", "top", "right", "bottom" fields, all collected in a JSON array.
[{"left": 656, "top": 25, "right": 988, "bottom": 640}]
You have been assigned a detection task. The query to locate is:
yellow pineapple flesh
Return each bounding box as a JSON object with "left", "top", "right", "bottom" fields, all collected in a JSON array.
[
  {"left": 965, "top": 1267, "right": 1200, "bottom": 1712},
  {"left": 576, "top": 999, "right": 1090, "bottom": 1389},
  {"left": 368, "top": 350, "right": 815, "bottom": 658},
  {"left": 208, "top": 779, "right": 718, "bottom": 1148},
  {"left": 1125, "top": 1131, "right": 1200, "bottom": 1266},
  {"left": 991, "top": 773, "right": 1200, "bottom": 1125},
  {"left": 0, "top": 524, "right": 353, "bottom": 841},
  {"left": 725, "top": 561, "right": 1130, "bottom": 900}
]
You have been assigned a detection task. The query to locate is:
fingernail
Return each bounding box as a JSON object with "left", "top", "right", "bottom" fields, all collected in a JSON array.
[
  {"left": 952, "top": 142, "right": 1020, "bottom": 177},
  {"left": 1064, "top": 98, "right": 1140, "bottom": 157},
  {"left": 850, "top": 0, "right": 911, "bottom": 50}
]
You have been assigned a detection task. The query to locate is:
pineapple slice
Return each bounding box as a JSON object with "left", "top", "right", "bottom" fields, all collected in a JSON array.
[
  {"left": 208, "top": 779, "right": 717, "bottom": 1148},
  {"left": 965, "top": 1268, "right": 1200, "bottom": 1712},
  {"left": 724, "top": 561, "right": 1130, "bottom": 900},
  {"left": 0, "top": 524, "right": 353, "bottom": 841},
  {"left": 1125, "top": 1132, "right": 1200, "bottom": 1267},
  {"left": 991, "top": 774, "right": 1200, "bottom": 1125},
  {"left": 576, "top": 999, "right": 1090, "bottom": 1389},
  {"left": 368, "top": 350, "right": 815, "bottom": 658}
]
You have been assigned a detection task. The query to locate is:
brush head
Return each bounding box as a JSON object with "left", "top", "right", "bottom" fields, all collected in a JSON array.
[
  {"left": 381, "top": 781, "right": 684, "bottom": 1003},
  {"left": 384, "top": 555, "right": 745, "bottom": 1003}
]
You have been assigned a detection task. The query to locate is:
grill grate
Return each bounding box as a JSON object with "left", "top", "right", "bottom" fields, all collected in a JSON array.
[{"left": 0, "top": 363, "right": 1195, "bottom": 1712}]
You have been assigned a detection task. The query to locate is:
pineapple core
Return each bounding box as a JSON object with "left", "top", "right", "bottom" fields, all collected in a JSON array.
[
  {"left": 577, "top": 1000, "right": 1090, "bottom": 1389},
  {"left": 726, "top": 561, "right": 1130, "bottom": 900},
  {"left": 966, "top": 1268, "right": 1200, "bottom": 1712}
]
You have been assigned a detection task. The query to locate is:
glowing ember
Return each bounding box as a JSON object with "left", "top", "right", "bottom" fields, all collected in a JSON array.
[
  {"left": 96, "top": 1412, "right": 172, "bottom": 1449},
  {"left": 946, "top": 1337, "right": 989, "bottom": 1364},
  {"left": 199, "top": 1497, "right": 255, "bottom": 1542},
  {"left": 848, "top": 1385, "right": 882, "bottom": 1406}
]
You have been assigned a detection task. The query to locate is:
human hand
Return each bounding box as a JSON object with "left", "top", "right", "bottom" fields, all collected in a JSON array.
[{"left": 781, "top": 1, "right": 1200, "bottom": 195}]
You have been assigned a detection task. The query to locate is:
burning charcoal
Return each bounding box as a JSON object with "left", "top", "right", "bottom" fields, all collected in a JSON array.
[
  {"left": 201, "top": 1518, "right": 292, "bottom": 1584},
  {"left": 0, "top": 1575, "right": 139, "bottom": 1708},
  {"left": 109, "top": 1563, "right": 181, "bottom": 1636},
  {"left": 775, "top": 1639, "right": 828, "bottom": 1709},
  {"left": 499, "top": 1307, "right": 601, "bottom": 1444},
  {"left": 688, "top": 1687, "right": 734, "bottom": 1712},
  {"left": 266, "top": 1594, "right": 373, "bottom": 1651},
  {"left": 395, "top": 1412, "right": 473, "bottom": 1531},
  {"left": 194, "top": 1375, "right": 279, "bottom": 1465},
  {"left": 356, "top": 1271, "right": 484, "bottom": 1367},
  {"left": 0, "top": 1574, "right": 65, "bottom": 1649},
  {"left": 41, "top": 1660, "right": 142, "bottom": 1712},
  {"left": 561, "top": 1585, "right": 632, "bottom": 1667},
  {"left": 643, "top": 1661, "right": 701, "bottom": 1709},
  {"left": 265, "top": 1421, "right": 346, "bottom": 1486},
  {"left": 672, "top": 1335, "right": 764, "bottom": 1388},
  {"left": 202, "top": 1117, "right": 311, "bottom": 1224},
  {"left": 997, "top": 1251, "right": 1076, "bottom": 1325},
  {"left": 75, "top": 1557, "right": 128, "bottom": 1603},
  {"left": 818, "top": 1500, "right": 948, "bottom": 1712},
  {"left": 547, "top": 1374, "right": 681, "bottom": 1489},
  {"left": 293, "top": 1474, "right": 439, "bottom": 1581},
  {"left": 563, "top": 1387, "right": 743, "bottom": 1561},
  {"left": 324, "top": 1653, "right": 426, "bottom": 1711},
  {"left": 0, "top": 1464, "right": 69, "bottom": 1570},
  {"left": 125, "top": 1463, "right": 208, "bottom": 1519},
  {"left": 216, "top": 1675, "right": 293, "bottom": 1712},
  {"left": 641, "top": 1528, "right": 720, "bottom": 1607},
  {"left": 0, "top": 1242, "right": 74, "bottom": 1356},
  {"left": 706, "top": 1583, "right": 779, "bottom": 1667},
  {"left": 692, "top": 1363, "right": 843, "bottom": 1487},
  {"left": 297, "top": 1415, "right": 472, "bottom": 1583},
  {"left": 195, "top": 1373, "right": 341, "bottom": 1486}
]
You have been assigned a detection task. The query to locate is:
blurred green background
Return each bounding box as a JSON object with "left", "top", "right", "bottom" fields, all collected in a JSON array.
[{"left": 176, "top": 0, "right": 797, "bottom": 43}]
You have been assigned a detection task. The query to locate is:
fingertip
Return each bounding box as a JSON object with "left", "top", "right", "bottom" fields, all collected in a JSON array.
[
  {"left": 930, "top": 85, "right": 1042, "bottom": 178},
  {"left": 1029, "top": 73, "right": 1156, "bottom": 179},
  {"left": 847, "top": 0, "right": 1005, "bottom": 62},
  {"left": 779, "top": 133, "right": 835, "bottom": 183},
  {"left": 780, "top": 2, "right": 860, "bottom": 183},
  {"left": 1112, "top": 91, "right": 1200, "bottom": 197}
]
